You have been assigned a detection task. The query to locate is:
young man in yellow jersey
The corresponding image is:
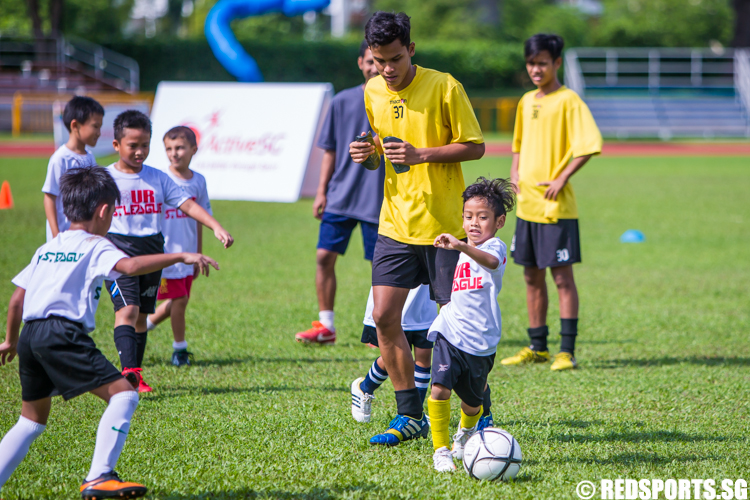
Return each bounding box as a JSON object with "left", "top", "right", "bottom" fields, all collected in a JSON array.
[
  {"left": 501, "top": 34, "right": 602, "bottom": 371},
  {"left": 349, "top": 11, "right": 485, "bottom": 446}
]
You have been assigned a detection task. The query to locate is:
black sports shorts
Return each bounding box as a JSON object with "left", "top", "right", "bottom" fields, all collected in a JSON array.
[
  {"left": 105, "top": 232, "right": 164, "bottom": 314},
  {"left": 361, "top": 325, "right": 434, "bottom": 349},
  {"left": 371, "top": 235, "right": 460, "bottom": 305},
  {"left": 431, "top": 333, "right": 494, "bottom": 408},
  {"left": 17, "top": 316, "right": 123, "bottom": 401},
  {"left": 511, "top": 217, "right": 581, "bottom": 269}
]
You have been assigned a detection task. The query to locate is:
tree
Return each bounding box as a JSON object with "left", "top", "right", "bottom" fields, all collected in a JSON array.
[{"left": 731, "top": 0, "right": 750, "bottom": 47}]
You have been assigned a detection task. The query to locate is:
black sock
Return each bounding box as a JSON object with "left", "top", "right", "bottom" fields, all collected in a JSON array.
[
  {"left": 135, "top": 331, "right": 148, "bottom": 368},
  {"left": 482, "top": 385, "right": 492, "bottom": 417},
  {"left": 560, "top": 318, "right": 578, "bottom": 354},
  {"left": 114, "top": 325, "right": 138, "bottom": 370},
  {"left": 528, "top": 325, "right": 549, "bottom": 352},
  {"left": 394, "top": 388, "right": 423, "bottom": 420}
]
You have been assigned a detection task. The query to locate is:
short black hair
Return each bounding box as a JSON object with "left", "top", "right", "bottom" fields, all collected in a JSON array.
[
  {"left": 365, "top": 11, "right": 411, "bottom": 48},
  {"left": 113, "top": 110, "right": 152, "bottom": 141},
  {"left": 63, "top": 96, "right": 104, "bottom": 132},
  {"left": 359, "top": 39, "right": 369, "bottom": 58},
  {"left": 60, "top": 166, "right": 121, "bottom": 222},
  {"left": 463, "top": 177, "right": 516, "bottom": 218},
  {"left": 524, "top": 34, "right": 565, "bottom": 61},
  {"left": 163, "top": 126, "right": 197, "bottom": 148}
]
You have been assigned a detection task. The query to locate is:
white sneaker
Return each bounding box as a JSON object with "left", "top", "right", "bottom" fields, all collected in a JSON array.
[
  {"left": 451, "top": 425, "right": 477, "bottom": 460},
  {"left": 433, "top": 446, "right": 457, "bottom": 472},
  {"left": 351, "top": 377, "right": 374, "bottom": 423}
]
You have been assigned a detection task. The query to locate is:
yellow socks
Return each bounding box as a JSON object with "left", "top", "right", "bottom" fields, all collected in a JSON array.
[
  {"left": 428, "top": 397, "right": 451, "bottom": 451},
  {"left": 460, "top": 405, "right": 483, "bottom": 430}
]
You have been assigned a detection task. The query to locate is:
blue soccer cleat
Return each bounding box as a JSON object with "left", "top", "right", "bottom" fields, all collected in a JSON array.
[
  {"left": 369, "top": 414, "right": 429, "bottom": 446},
  {"left": 476, "top": 411, "right": 494, "bottom": 432}
]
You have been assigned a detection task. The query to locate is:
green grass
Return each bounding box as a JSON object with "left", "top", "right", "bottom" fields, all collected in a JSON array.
[{"left": 1, "top": 155, "right": 749, "bottom": 499}]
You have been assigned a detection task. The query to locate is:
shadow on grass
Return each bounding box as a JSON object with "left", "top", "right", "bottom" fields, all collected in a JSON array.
[
  {"left": 594, "top": 356, "right": 750, "bottom": 368},
  {"left": 554, "top": 452, "right": 723, "bottom": 466},
  {"left": 501, "top": 419, "right": 609, "bottom": 429},
  {"left": 154, "top": 483, "right": 378, "bottom": 499},
  {"left": 146, "top": 357, "right": 376, "bottom": 368},
  {"left": 143, "top": 384, "right": 348, "bottom": 402},
  {"left": 553, "top": 430, "right": 732, "bottom": 443}
]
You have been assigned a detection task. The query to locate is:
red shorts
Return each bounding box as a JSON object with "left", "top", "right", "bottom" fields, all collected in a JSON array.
[{"left": 157, "top": 276, "right": 194, "bottom": 300}]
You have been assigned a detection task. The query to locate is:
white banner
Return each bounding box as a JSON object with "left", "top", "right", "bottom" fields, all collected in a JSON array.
[{"left": 148, "top": 81, "right": 332, "bottom": 202}]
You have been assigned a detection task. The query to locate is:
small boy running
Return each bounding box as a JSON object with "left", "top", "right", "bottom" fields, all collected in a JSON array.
[
  {"left": 43, "top": 96, "right": 103, "bottom": 241},
  {"left": 146, "top": 126, "right": 210, "bottom": 366},
  {"left": 0, "top": 166, "right": 218, "bottom": 499},
  {"left": 427, "top": 177, "right": 515, "bottom": 472},
  {"left": 105, "top": 110, "right": 233, "bottom": 392}
]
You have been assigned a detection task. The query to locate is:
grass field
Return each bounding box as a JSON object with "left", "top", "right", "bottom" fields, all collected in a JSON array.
[{"left": 1, "top": 154, "right": 749, "bottom": 500}]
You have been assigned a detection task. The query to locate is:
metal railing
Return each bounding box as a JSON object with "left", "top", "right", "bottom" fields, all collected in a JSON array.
[
  {"left": 470, "top": 97, "right": 520, "bottom": 133},
  {"left": 64, "top": 37, "right": 139, "bottom": 94},
  {"left": 564, "top": 49, "right": 585, "bottom": 96},
  {"left": 734, "top": 49, "right": 750, "bottom": 135}
]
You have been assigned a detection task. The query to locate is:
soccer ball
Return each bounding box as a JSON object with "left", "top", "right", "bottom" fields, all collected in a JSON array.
[{"left": 462, "top": 428, "right": 522, "bottom": 481}]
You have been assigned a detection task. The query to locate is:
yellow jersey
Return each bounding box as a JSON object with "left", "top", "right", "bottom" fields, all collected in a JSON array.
[
  {"left": 365, "top": 66, "right": 484, "bottom": 245},
  {"left": 512, "top": 86, "right": 602, "bottom": 223}
]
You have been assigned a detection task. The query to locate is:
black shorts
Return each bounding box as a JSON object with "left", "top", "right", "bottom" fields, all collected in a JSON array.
[
  {"left": 431, "top": 333, "right": 494, "bottom": 408},
  {"left": 361, "top": 325, "right": 434, "bottom": 349},
  {"left": 371, "top": 235, "right": 460, "bottom": 305},
  {"left": 17, "top": 317, "right": 123, "bottom": 401},
  {"left": 106, "top": 233, "right": 164, "bottom": 314},
  {"left": 511, "top": 217, "right": 581, "bottom": 269}
]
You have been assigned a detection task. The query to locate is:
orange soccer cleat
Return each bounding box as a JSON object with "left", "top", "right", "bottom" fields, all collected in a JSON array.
[
  {"left": 80, "top": 471, "right": 147, "bottom": 499},
  {"left": 295, "top": 321, "right": 336, "bottom": 345}
]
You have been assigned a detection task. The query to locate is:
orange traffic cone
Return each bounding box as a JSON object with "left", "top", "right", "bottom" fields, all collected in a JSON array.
[{"left": 0, "top": 181, "right": 14, "bottom": 209}]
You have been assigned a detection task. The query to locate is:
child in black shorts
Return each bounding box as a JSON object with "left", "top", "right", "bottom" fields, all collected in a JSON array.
[
  {"left": 0, "top": 167, "right": 218, "bottom": 499},
  {"left": 426, "top": 177, "right": 516, "bottom": 472}
]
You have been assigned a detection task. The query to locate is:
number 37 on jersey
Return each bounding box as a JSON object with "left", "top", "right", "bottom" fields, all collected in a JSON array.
[{"left": 390, "top": 98, "right": 407, "bottom": 119}]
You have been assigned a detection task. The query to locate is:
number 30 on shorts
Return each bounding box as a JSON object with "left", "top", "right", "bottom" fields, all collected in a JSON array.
[{"left": 556, "top": 248, "right": 570, "bottom": 262}]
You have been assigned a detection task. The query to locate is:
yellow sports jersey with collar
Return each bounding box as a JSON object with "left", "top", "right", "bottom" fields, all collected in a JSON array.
[
  {"left": 512, "top": 86, "right": 602, "bottom": 223},
  {"left": 365, "top": 65, "right": 484, "bottom": 245}
]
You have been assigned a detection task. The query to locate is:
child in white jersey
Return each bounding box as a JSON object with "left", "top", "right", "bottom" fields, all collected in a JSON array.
[
  {"left": 0, "top": 167, "right": 218, "bottom": 500},
  {"left": 43, "top": 96, "right": 103, "bottom": 241},
  {"left": 146, "top": 126, "right": 210, "bottom": 366},
  {"left": 105, "top": 110, "right": 233, "bottom": 393},
  {"left": 427, "top": 177, "right": 516, "bottom": 473}
]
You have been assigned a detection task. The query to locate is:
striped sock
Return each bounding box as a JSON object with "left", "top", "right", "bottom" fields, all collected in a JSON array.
[
  {"left": 414, "top": 364, "right": 431, "bottom": 404},
  {"left": 360, "top": 359, "right": 388, "bottom": 395}
]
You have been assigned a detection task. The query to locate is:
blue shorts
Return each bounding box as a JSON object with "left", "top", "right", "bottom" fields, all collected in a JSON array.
[{"left": 317, "top": 212, "right": 379, "bottom": 261}]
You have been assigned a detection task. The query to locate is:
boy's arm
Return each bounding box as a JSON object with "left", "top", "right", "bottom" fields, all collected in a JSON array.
[
  {"left": 0, "top": 288, "right": 25, "bottom": 366},
  {"left": 382, "top": 141, "right": 485, "bottom": 166},
  {"left": 537, "top": 154, "right": 592, "bottom": 201},
  {"left": 434, "top": 234, "right": 500, "bottom": 270},
  {"left": 313, "top": 150, "right": 335, "bottom": 220},
  {"left": 115, "top": 252, "right": 219, "bottom": 277},
  {"left": 178, "top": 199, "right": 234, "bottom": 249},
  {"left": 44, "top": 194, "right": 60, "bottom": 237},
  {"left": 510, "top": 153, "right": 520, "bottom": 194}
]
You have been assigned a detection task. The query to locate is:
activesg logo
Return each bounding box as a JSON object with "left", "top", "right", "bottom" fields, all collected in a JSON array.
[{"left": 576, "top": 479, "right": 748, "bottom": 500}]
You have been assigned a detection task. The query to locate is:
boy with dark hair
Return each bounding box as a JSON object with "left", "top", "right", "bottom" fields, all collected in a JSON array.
[
  {"left": 105, "top": 110, "right": 233, "bottom": 391},
  {"left": 501, "top": 34, "right": 602, "bottom": 371},
  {"left": 428, "top": 177, "right": 515, "bottom": 472},
  {"left": 294, "top": 39, "right": 383, "bottom": 345},
  {"left": 43, "top": 96, "right": 104, "bottom": 241},
  {"left": 0, "top": 166, "right": 218, "bottom": 499},
  {"left": 146, "top": 126, "right": 211, "bottom": 366},
  {"left": 349, "top": 11, "right": 485, "bottom": 446}
]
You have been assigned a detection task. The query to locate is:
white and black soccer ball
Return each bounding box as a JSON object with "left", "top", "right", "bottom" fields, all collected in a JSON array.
[{"left": 462, "top": 428, "right": 522, "bottom": 481}]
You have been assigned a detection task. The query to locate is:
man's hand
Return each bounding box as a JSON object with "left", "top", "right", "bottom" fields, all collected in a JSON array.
[
  {"left": 213, "top": 227, "right": 234, "bottom": 249},
  {"left": 182, "top": 253, "right": 219, "bottom": 277},
  {"left": 538, "top": 177, "right": 568, "bottom": 201},
  {"left": 0, "top": 340, "right": 17, "bottom": 366},
  {"left": 383, "top": 140, "right": 423, "bottom": 166},
  {"left": 349, "top": 135, "right": 375, "bottom": 164},
  {"left": 313, "top": 193, "right": 326, "bottom": 220},
  {"left": 193, "top": 263, "right": 200, "bottom": 280},
  {"left": 434, "top": 233, "right": 465, "bottom": 251}
]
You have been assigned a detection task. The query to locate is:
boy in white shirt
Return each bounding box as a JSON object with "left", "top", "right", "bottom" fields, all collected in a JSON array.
[
  {"left": 427, "top": 177, "right": 516, "bottom": 472},
  {"left": 105, "top": 110, "right": 233, "bottom": 392},
  {"left": 0, "top": 166, "right": 218, "bottom": 500},
  {"left": 146, "top": 126, "right": 211, "bottom": 366},
  {"left": 43, "top": 96, "right": 103, "bottom": 241}
]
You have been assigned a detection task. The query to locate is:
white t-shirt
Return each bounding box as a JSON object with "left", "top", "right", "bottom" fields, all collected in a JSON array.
[
  {"left": 428, "top": 238, "right": 507, "bottom": 357},
  {"left": 105, "top": 164, "right": 191, "bottom": 237},
  {"left": 12, "top": 230, "right": 128, "bottom": 333},
  {"left": 42, "top": 145, "right": 97, "bottom": 242},
  {"left": 161, "top": 170, "right": 212, "bottom": 279},
  {"left": 363, "top": 284, "right": 437, "bottom": 331}
]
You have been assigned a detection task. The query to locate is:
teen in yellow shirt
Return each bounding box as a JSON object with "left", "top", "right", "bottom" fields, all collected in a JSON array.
[
  {"left": 349, "top": 11, "right": 485, "bottom": 448},
  {"left": 502, "top": 34, "right": 601, "bottom": 372}
]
